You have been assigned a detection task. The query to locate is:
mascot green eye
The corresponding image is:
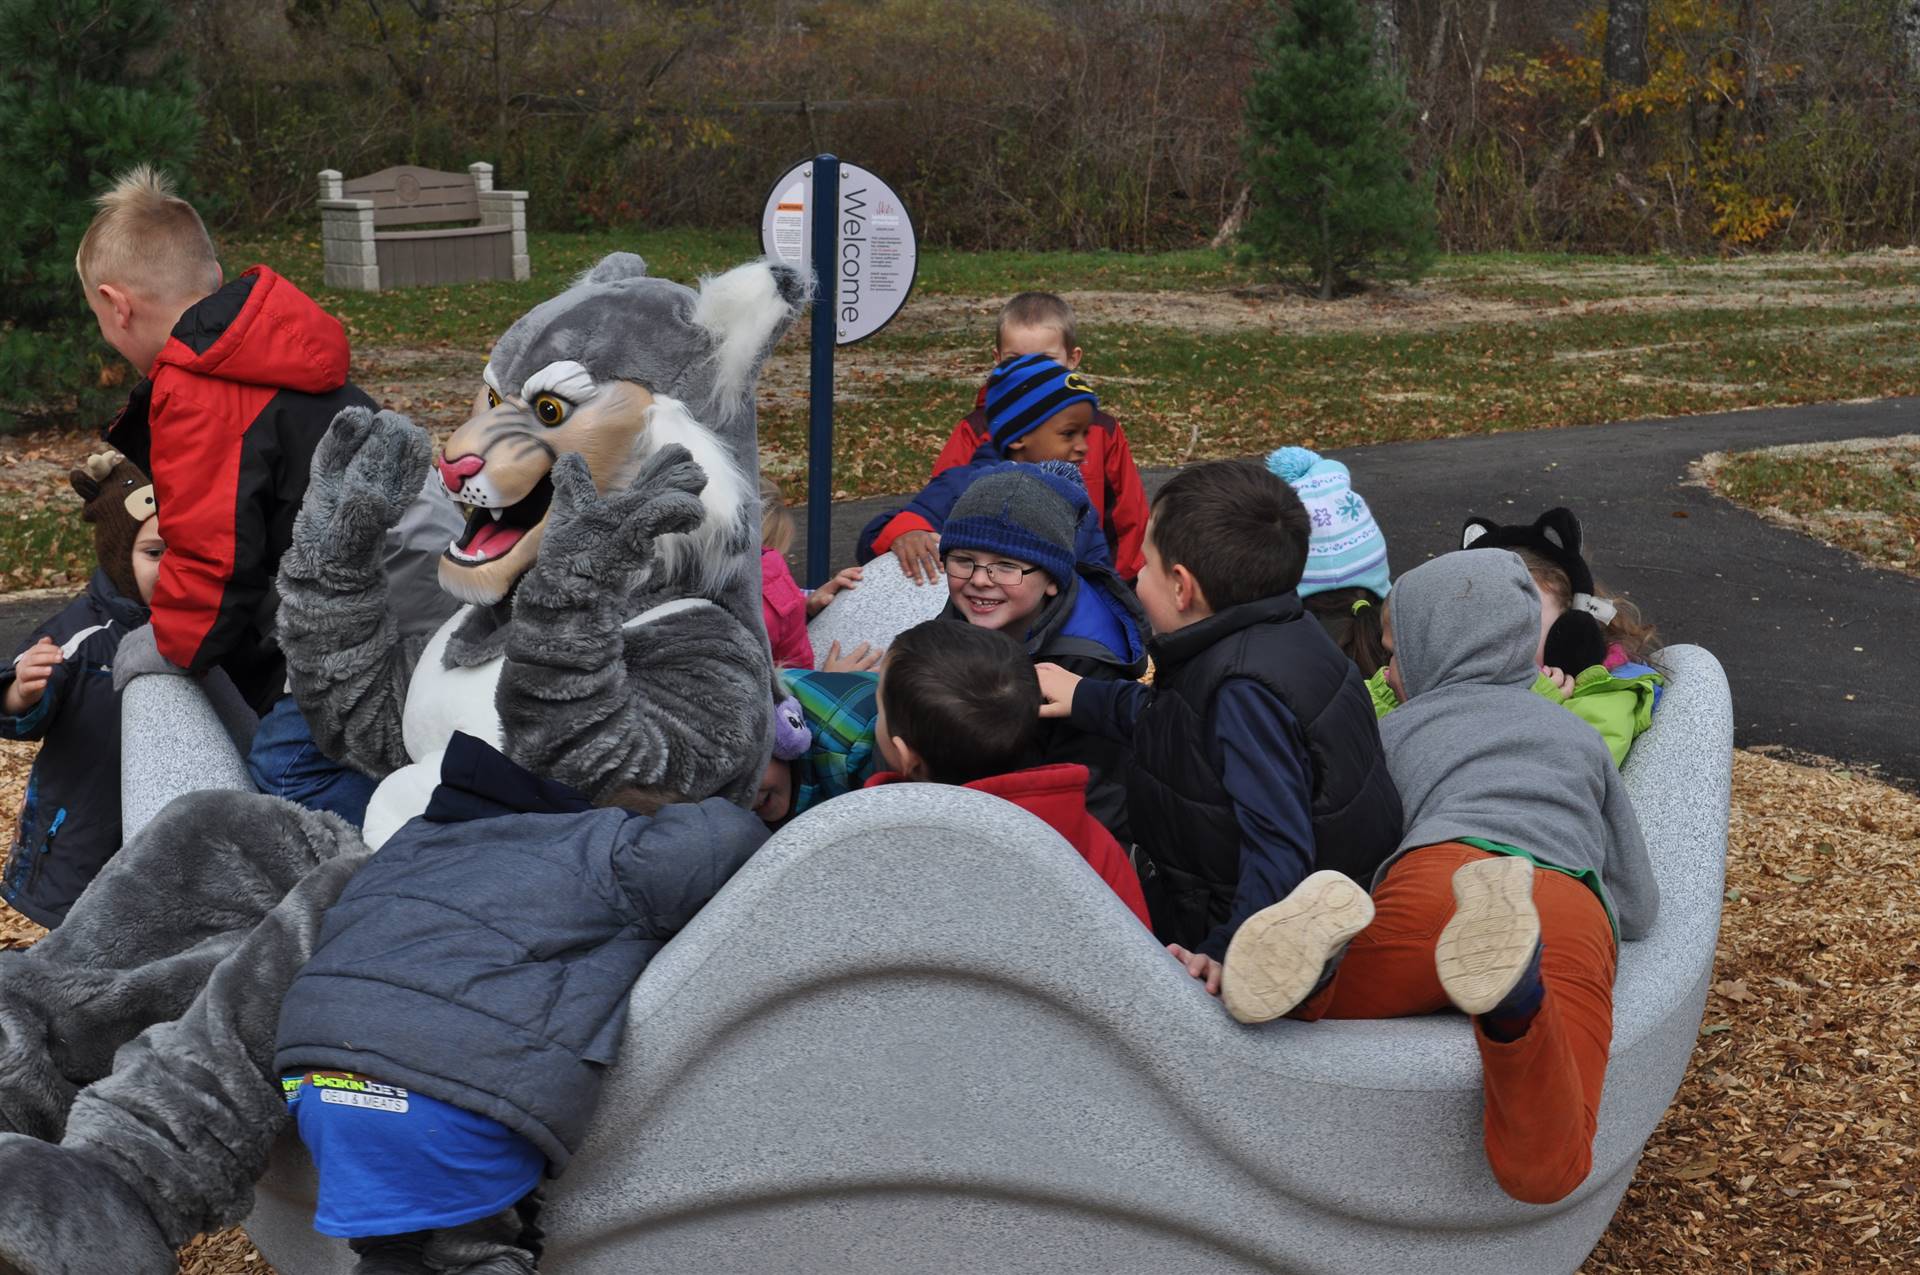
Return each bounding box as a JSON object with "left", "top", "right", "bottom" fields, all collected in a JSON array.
[
  {"left": 486, "top": 387, "right": 501, "bottom": 409},
  {"left": 533, "top": 394, "right": 568, "bottom": 426}
]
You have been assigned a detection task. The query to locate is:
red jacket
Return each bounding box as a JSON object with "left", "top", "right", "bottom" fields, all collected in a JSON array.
[
  {"left": 931, "top": 385, "right": 1148, "bottom": 581},
  {"left": 107, "top": 267, "right": 374, "bottom": 708},
  {"left": 864, "top": 764, "right": 1150, "bottom": 927}
]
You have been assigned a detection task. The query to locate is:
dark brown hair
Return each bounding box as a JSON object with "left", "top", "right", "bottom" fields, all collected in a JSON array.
[
  {"left": 997, "top": 292, "right": 1077, "bottom": 354},
  {"left": 1303, "top": 587, "right": 1389, "bottom": 677},
  {"left": 880, "top": 620, "right": 1040, "bottom": 785},
  {"left": 1148, "top": 460, "right": 1311, "bottom": 610}
]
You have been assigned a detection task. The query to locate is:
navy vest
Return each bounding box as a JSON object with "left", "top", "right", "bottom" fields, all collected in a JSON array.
[{"left": 1127, "top": 593, "right": 1403, "bottom": 948}]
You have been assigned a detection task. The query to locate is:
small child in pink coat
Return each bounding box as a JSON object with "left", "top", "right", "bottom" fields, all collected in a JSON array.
[{"left": 761, "top": 477, "right": 872, "bottom": 671}]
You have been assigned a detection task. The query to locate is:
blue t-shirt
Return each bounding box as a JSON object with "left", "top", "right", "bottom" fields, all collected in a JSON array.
[{"left": 284, "top": 1071, "right": 544, "bottom": 1238}]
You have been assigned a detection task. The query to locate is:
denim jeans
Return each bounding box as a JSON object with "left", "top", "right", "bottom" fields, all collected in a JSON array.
[{"left": 245, "top": 695, "right": 378, "bottom": 826}]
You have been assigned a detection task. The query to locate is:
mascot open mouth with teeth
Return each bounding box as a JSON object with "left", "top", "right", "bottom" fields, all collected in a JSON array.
[{"left": 0, "top": 254, "right": 805, "bottom": 1274}]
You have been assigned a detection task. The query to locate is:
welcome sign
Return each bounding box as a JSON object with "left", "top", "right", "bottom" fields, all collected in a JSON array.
[{"left": 760, "top": 158, "right": 917, "bottom": 345}]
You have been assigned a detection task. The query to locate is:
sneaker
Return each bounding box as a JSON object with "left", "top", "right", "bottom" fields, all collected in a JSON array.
[
  {"left": 1221, "top": 870, "right": 1375, "bottom": 1025},
  {"left": 1436, "top": 855, "right": 1542, "bottom": 1016}
]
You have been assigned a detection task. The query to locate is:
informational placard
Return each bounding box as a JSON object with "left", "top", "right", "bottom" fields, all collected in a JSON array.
[{"left": 760, "top": 159, "right": 917, "bottom": 346}]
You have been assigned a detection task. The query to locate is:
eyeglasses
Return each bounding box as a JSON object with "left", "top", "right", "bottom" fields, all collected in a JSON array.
[{"left": 943, "top": 553, "right": 1042, "bottom": 586}]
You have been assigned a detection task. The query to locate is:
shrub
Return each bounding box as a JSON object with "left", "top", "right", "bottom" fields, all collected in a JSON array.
[
  {"left": 0, "top": 0, "right": 201, "bottom": 429},
  {"left": 1238, "top": 0, "right": 1437, "bottom": 298}
]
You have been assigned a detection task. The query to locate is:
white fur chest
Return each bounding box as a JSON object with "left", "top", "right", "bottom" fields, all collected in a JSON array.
[
  {"left": 361, "top": 607, "right": 505, "bottom": 850},
  {"left": 402, "top": 606, "right": 507, "bottom": 760}
]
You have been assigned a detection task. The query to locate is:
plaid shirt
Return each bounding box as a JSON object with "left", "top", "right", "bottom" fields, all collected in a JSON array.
[{"left": 786, "top": 669, "right": 882, "bottom": 817}]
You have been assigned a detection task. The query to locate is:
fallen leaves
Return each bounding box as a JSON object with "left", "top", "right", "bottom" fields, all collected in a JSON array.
[{"left": 1581, "top": 750, "right": 1920, "bottom": 1273}]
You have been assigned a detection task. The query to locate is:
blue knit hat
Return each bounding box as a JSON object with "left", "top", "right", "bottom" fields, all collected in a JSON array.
[
  {"left": 984, "top": 354, "right": 1098, "bottom": 452},
  {"left": 1266, "top": 446, "right": 1390, "bottom": 598},
  {"left": 940, "top": 461, "right": 1086, "bottom": 585}
]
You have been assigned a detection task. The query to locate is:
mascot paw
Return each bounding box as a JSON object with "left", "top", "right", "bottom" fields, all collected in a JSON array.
[
  {"left": 0, "top": 1134, "right": 172, "bottom": 1275},
  {"left": 300, "top": 406, "right": 435, "bottom": 560},
  {"left": 540, "top": 450, "right": 708, "bottom": 587}
]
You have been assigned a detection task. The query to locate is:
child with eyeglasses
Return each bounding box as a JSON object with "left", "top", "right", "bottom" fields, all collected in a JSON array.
[{"left": 936, "top": 462, "right": 1146, "bottom": 844}]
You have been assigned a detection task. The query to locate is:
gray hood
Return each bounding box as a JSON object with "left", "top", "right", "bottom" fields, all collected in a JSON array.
[
  {"left": 1391, "top": 549, "right": 1539, "bottom": 699},
  {"left": 1377, "top": 550, "right": 1658, "bottom": 940}
]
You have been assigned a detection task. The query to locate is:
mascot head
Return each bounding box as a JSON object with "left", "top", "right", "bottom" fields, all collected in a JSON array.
[{"left": 435, "top": 253, "right": 807, "bottom": 606}]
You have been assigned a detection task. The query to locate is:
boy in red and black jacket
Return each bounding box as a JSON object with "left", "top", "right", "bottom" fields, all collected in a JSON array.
[
  {"left": 929, "top": 293, "right": 1148, "bottom": 581},
  {"left": 865, "top": 619, "right": 1150, "bottom": 928},
  {"left": 77, "top": 165, "right": 383, "bottom": 822}
]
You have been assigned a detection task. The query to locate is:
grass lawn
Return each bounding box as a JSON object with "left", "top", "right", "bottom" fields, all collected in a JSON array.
[
  {"left": 9, "top": 233, "right": 1920, "bottom": 590},
  {"left": 1705, "top": 437, "right": 1919, "bottom": 577}
]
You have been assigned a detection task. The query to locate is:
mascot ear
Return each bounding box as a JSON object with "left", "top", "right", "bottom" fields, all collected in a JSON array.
[
  {"left": 692, "top": 259, "right": 807, "bottom": 410},
  {"left": 578, "top": 252, "right": 649, "bottom": 286},
  {"left": 1461, "top": 517, "right": 1496, "bottom": 549}
]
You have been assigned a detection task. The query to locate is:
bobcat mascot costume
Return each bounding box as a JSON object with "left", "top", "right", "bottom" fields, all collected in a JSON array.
[{"left": 0, "top": 254, "right": 805, "bottom": 1273}]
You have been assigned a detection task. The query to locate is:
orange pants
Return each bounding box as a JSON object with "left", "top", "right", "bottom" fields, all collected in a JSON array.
[{"left": 1295, "top": 842, "right": 1617, "bottom": 1204}]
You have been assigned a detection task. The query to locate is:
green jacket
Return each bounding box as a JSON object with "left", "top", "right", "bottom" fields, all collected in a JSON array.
[{"left": 1365, "top": 663, "right": 1661, "bottom": 768}]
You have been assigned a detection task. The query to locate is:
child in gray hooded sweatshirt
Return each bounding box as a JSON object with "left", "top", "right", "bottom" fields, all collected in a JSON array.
[{"left": 1217, "top": 548, "right": 1656, "bottom": 1206}]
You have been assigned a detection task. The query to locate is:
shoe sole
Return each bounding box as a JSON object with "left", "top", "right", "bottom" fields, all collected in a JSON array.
[
  {"left": 1436, "top": 855, "right": 1541, "bottom": 1016},
  {"left": 1221, "top": 870, "right": 1375, "bottom": 1025}
]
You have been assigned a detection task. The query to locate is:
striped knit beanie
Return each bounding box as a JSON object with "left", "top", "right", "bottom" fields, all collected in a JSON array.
[
  {"left": 984, "top": 354, "right": 1098, "bottom": 452},
  {"left": 941, "top": 462, "right": 1085, "bottom": 585},
  {"left": 1265, "top": 446, "right": 1390, "bottom": 598}
]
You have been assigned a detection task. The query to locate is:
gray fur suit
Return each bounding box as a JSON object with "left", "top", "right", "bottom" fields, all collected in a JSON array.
[{"left": 0, "top": 255, "right": 804, "bottom": 1274}]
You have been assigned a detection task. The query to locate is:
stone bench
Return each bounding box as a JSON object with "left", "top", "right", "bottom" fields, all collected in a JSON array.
[
  {"left": 318, "top": 163, "right": 529, "bottom": 292},
  {"left": 244, "top": 644, "right": 1731, "bottom": 1274}
]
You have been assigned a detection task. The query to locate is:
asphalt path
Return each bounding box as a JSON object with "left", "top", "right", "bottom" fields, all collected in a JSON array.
[{"left": 3, "top": 397, "right": 1912, "bottom": 782}]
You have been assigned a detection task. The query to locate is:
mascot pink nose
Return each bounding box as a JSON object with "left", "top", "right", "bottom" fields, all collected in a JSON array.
[{"left": 436, "top": 452, "right": 486, "bottom": 493}]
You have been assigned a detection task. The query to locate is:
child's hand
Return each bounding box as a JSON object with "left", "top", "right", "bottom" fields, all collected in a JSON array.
[
  {"left": 1035, "top": 662, "right": 1082, "bottom": 719},
  {"left": 822, "top": 640, "right": 881, "bottom": 673},
  {"left": 1167, "top": 943, "right": 1223, "bottom": 997},
  {"left": 891, "top": 530, "right": 942, "bottom": 585},
  {"left": 1541, "top": 666, "right": 1576, "bottom": 699},
  {"left": 4, "top": 638, "right": 62, "bottom": 715},
  {"left": 807, "top": 565, "right": 863, "bottom": 618}
]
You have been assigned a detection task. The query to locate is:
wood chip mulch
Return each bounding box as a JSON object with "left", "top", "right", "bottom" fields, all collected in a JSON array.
[{"left": 1, "top": 740, "right": 1913, "bottom": 1273}]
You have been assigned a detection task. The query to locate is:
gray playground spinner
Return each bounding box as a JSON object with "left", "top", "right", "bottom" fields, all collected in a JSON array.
[
  {"left": 232, "top": 643, "right": 1731, "bottom": 1274},
  {"left": 802, "top": 551, "right": 947, "bottom": 666}
]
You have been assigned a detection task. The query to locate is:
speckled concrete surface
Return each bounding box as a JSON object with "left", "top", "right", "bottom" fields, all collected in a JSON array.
[
  {"left": 804, "top": 553, "right": 948, "bottom": 667},
  {"left": 120, "top": 674, "right": 257, "bottom": 838},
  {"left": 248, "top": 647, "right": 1730, "bottom": 1273}
]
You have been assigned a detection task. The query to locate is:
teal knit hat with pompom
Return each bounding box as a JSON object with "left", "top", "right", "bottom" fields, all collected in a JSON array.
[{"left": 1266, "top": 446, "right": 1390, "bottom": 598}]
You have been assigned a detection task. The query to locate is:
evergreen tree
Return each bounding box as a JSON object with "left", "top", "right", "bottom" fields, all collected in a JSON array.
[
  {"left": 1239, "top": 0, "right": 1436, "bottom": 299},
  {"left": 0, "top": 0, "right": 201, "bottom": 427}
]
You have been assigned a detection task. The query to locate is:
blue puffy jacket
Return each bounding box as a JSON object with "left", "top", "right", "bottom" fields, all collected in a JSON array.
[
  {"left": 0, "top": 570, "right": 147, "bottom": 927},
  {"left": 856, "top": 453, "right": 1113, "bottom": 569},
  {"left": 273, "top": 732, "right": 768, "bottom": 1171}
]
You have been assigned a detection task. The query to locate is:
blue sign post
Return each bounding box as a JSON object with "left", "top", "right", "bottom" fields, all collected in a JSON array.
[
  {"left": 805, "top": 155, "right": 840, "bottom": 590},
  {"left": 760, "top": 156, "right": 918, "bottom": 588}
]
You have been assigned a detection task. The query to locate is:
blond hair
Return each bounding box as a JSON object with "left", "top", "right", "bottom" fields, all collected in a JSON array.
[
  {"left": 760, "top": 475, "right": 797, "bottom": 556},
  {"left": 1514, "top": 548, "right": 1660, "bottom": 663},
  {"left": 75, "top": 165, "right": 220, "bottom": 300},
  {"left": 997, "top": 292, "right": 1077, "bottom": 353}
]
